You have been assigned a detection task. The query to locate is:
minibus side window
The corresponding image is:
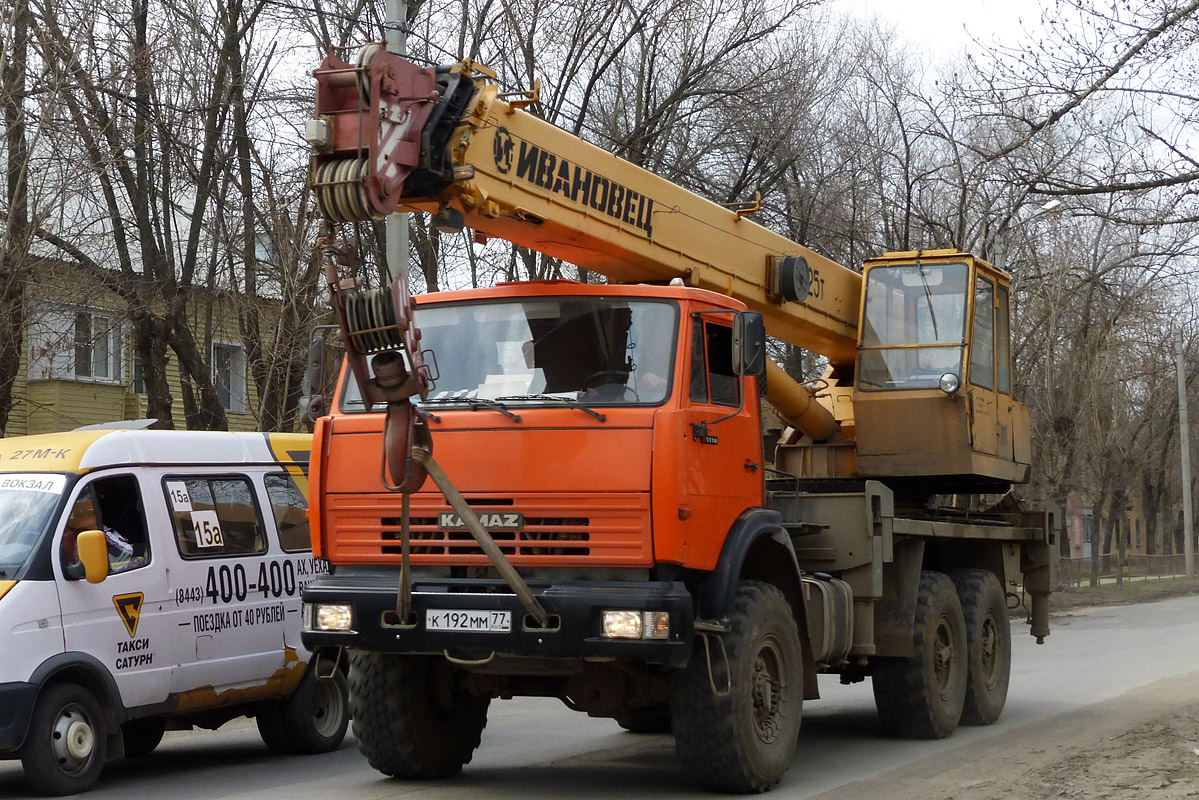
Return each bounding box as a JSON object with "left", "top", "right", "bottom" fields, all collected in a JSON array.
[
  {"left": 265, "top": 473, "right": 310, "bottom": 553},
  {"left": 165, "top": 475, "right": 266, "bottom": 558},
  {"left": 62, "top": 475, "right": 150, "bottom": 577}
]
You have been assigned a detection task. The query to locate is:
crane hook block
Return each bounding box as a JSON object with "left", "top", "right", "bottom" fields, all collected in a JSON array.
[{"left": 309, "top": 44, "right": 439, "bottom": 221}]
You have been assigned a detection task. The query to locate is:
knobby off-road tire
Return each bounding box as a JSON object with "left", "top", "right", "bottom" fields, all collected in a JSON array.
[
  {"left": 20, "top": 683, "right": 107, "bottom": 796},
  {"left": 258, "top": 666, "right": 350, "bottom": 754},
  {"left": 950, "top": 568, "right": 1011, "bottom": 725},
  {"left": 615, "top": 703, "right": 672, "bottom": 734},
  {"left": 872, "top": 570, "right": 967, "bottom": 739},
  {"left": 348, "top": 652, "right": 490, "bottom": 779},
  {"left": 671, "top": 580, "right": 803, "bottom": 793}
]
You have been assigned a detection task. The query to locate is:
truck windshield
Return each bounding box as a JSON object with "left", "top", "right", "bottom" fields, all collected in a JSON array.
[
  {"left": 0, "top": 474, "right": 68, "bottom": 577},
  {"left": 858, "top": 262, "right": 969, "bottom": 390},
  {"left": 342, "top": 297, "right": 678, "bottom": 409}
]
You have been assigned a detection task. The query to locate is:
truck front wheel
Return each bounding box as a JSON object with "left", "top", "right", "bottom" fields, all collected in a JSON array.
[
  {"left": 950, "top": 569, "right": 1010, "bottom": 725},
  {"left": 671, "top": 580, "right": 803, "bottom": 793},
  {"left": 20, "top": 683, "right": 107, "bottom": 796},
  {"left": 872, "top": 570, "right": 967, "bottom": 739},
  {"left": 349, "top": 652, "right": 490, "bottom": 779}
]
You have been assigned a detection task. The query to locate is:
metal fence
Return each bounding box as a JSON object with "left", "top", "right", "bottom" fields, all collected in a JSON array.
[{"left": 1060, "top": 554, "right": 1192, "bottom": 587}]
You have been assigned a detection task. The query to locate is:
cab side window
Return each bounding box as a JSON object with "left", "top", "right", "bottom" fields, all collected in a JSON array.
[
  {"left": 969, "top": 276, "right": 996, "bottom": 390},
  {"left": 166, "top": 476, "right": 266, "bottom": 558},
  {"left": 689, "top": 318, "right": 739, "bottom": 407},
  {"left": 265, "top": 473, "right": 310, "bottom": 553},
  {"left": 62, "top": 475, "right": 150, "bottom": 577}
]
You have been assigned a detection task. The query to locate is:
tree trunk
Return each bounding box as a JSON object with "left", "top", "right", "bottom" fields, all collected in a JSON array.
[
  {"left": 0, "top": 0, "right": 31, "bottom": 436},
  {"left": 131, "top": 312, "right": 175, "bottom": 429}
]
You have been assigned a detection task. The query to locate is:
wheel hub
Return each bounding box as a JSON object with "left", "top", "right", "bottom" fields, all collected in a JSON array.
[
  {"left": 934, "top": 616, "right": 956, "bottom": 696},
  {"left": 979, "top": 613, "right": 999, "bottom": 684},
  {"left": 310, "top": 678, "right": 345, "bottom": 738},
  {"left": 752, "top": 636, "right": 785, "bottom": 744},
  {"left": 51, "top": 705, "right": 95, "bottom": 773}
]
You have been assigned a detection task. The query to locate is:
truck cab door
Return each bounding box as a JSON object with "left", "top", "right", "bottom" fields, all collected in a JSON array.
[
  {"left": 56, "top": 474, "right": 175, "bottom": 709},
  {"left": 676, "top": 316, "right": 762, "bottom": 565},
  {"left": 968, "top": 274, "right": 999, "bottom": 457}
]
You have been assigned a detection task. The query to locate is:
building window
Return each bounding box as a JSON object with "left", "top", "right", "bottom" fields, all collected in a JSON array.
[
  {"left": 74, "top": 311, "right": 122, "bottom": 379},
  {"left": 28, "top": 306, "right": 123, "bottom": 383},
  {"left": 131, "top": 352, "right": 144, "bottom": 394},
  {"left": 212, "top": 341, "right": 246, "bottom": 413}
]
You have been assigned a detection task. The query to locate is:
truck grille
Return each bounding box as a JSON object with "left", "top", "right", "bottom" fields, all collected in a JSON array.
[
  {"left": 324, "top": 492, "right": 653, "bottom": 566},
  {"left": 385, "top": 516, "right": 591, "bottom": 556}
]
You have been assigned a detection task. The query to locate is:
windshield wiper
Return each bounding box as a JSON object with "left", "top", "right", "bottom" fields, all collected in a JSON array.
[
  {"left": 917, "top": 258, "right": 939, "bottom": 339},
  {"left": 421, "top": 396, "right": 521, "bottom": 422},
  {"left": 496, "top": 395, "right": 607, "bottom": 422}
]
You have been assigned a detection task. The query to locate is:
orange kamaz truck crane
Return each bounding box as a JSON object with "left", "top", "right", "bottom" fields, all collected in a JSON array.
[{"left": 298, "top": 48, "right": 1058, "bottom": 793}]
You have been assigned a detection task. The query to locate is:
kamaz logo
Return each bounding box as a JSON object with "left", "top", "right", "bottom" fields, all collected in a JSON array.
[{"left": 439, "top": 511, "right": 524, "bottom": 530}]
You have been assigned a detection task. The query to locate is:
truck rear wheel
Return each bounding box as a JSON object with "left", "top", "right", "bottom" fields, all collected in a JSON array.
[
  {"left": 671, "top": 580, "right": 803, "bottom": 793},
  {"left": 20, "top": 683, "right": 107, "bottom": 796},
  {"left": 872, "top": 570, "right": 967, "bottom": 739},
  {"left": 258, "top": 666, "right": 349, "bottom": 754},
  {"left": 349, "top": 652, "right": 489, "bottom": 778},
  {"left": 950, "top": 569, "right": 1010, "bottom": 725}
]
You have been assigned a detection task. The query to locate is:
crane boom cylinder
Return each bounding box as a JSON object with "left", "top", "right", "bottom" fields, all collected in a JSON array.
[{"left": 765, "top": 359, "right": 839, "bottom": 442}]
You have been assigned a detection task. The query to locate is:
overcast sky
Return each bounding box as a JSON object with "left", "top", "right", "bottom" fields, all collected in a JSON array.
[{"left": 845, "top": 0, "right": 1046, "bottom": 58}]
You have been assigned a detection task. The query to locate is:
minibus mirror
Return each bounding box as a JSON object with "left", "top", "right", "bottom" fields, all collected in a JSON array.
[{"left": 76, "top": 530, "right": 110, "bottom": 584}]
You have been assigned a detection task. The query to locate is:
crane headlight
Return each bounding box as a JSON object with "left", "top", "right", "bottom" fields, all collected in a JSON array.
[{"left": 938, "top": 372, "right": 961, "bottom": 396}]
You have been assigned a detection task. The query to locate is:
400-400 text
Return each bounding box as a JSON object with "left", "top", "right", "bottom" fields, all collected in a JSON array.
[{"left": 175, "top": 557, "right": 329, "bottom": 606}]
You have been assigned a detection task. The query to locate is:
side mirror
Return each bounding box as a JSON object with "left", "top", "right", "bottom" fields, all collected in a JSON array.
[
  {"left": 732, "top": 311, "right": 766, "bottom": 377},
  {"left": 298, "top": 336, "right": 327, "bottom": 425},
  {"left": 76, "top": 530, "right": 110, "bottom": 584}
]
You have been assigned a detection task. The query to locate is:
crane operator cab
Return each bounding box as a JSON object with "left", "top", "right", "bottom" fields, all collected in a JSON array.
[{"left": 852, "top": 249, "right": 1031, "bottom": 494}]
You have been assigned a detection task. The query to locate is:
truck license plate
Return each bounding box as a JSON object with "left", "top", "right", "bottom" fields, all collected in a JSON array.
[{"left": 426, "top": 609, "right": 512, "bottom": 633}]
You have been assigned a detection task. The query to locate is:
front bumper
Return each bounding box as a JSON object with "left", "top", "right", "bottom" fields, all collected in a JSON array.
[
  {"left": 302, "top": 569, "right": 695, "bottom": 668},
  {"left": 0, "top": 681, "right": 38, "bottom": 752}
]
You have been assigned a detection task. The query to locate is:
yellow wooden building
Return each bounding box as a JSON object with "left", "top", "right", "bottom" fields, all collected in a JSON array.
[{"left": 7, "top": 268, "right": 282, "bottom": 435}]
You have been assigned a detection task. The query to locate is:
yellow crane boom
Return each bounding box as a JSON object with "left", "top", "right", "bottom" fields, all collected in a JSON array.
[{"left": 310, "top": 57, "right": 862, "bottom": 371}]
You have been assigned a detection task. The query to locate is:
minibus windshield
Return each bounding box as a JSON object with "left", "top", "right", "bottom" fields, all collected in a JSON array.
[{"left": 0, "top": 474, "right": 67, "bottom": 577}]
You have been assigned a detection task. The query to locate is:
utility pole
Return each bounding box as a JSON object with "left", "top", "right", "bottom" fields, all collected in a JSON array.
[
  {"left": 383, "top": 0, "right": 412, "bottom": 283},
  {"left": 1178, "top": 327, "right": 1194, "bottom": 579}
]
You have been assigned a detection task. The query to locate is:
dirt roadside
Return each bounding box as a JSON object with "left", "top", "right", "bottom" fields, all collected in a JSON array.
[
  {"left": 1050, "top": 576, "right": 1199, "bottom": 614},
  {"left": 812, "top": 578, "right": 1199, "bottom": 800}
]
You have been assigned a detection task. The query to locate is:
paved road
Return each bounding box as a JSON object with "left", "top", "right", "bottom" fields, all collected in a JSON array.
[{"left": 4, "top": 595, "right": 1199, "bottom": 799}]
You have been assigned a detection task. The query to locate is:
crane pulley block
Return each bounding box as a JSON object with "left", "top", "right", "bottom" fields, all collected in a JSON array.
[{"left": 309, "top": 45, "right": 439, "bottom": 221}]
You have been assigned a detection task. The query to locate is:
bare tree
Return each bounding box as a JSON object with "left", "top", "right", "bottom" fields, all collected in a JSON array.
[{"left": 0, "top": 0, "right": 32, "bottom": 435}]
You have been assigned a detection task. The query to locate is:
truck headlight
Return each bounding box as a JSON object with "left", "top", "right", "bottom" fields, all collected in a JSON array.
[
  {"left": 938, "top": 372, "right": 961, "bottom": 396},
  {"left": 305, "top": 602, "right": 354, "bottom": 632},
  {"left": 601, "top": 610, "right": 669, "bottom": 640}
]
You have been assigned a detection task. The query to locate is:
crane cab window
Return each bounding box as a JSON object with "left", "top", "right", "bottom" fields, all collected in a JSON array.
[
  {"left": 969, "top": 276, "right": 995, "bottom": 390},
  {"left": 997, "top": 285, "right": 1012, "bottom": 395},
  {"left": 690, "top": 318, "right": 739, "bottom": 407},
  {"left": 858, "top": 262, "right": 969, "bottom": 391}
]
